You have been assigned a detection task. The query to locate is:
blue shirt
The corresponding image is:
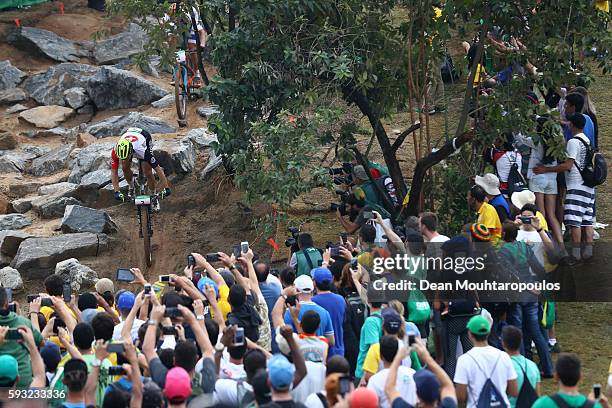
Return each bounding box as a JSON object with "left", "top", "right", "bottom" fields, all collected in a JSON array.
[
  {"left": 313, "top": 292, "right": 346, "bottom": 357},
  {"left": 283, "top": 301, "right": 334, "bottom": 338},
  {"left": 260, "top": 282, "right": 281, "bottom": 352},
  {"left": 564, "top": 114, "right": 595, "bottom": 147}
]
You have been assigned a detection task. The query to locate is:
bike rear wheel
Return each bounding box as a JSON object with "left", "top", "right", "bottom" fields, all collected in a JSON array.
[
  {"left": 140, "top": 207, "right": 152, "bottom": 267},
  {"left": 175, "top": 62, "right": 188, "bottom": 128}
]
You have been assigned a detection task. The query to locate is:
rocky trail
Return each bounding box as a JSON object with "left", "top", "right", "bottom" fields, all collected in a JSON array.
[{"left": 0, "top": 2, "right": 242, "bottom": 298}]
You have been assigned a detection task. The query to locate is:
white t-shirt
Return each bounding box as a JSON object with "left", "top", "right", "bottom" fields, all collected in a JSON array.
[
  {"left": 516, "top": 229, "right": 544, "bottom": 267},
  {"left": 266, "top": 274, "right": 283, "bottom": 291},
  {"left": 514, "top": 133, "right": 557, "bottom": 179},
  {"left": 291, "top": 361, "right": 326, "bottom": 403},
  {"left": 367, "top": 366, "right": 416, "bottom": 408},
  {"left": 495, "top": 151, "right": 522, "bottom": 183},
  {"left": 111, "top": 318, "right": 145, "bottom": 342},
  {"left": 565, "top": 133, "right": 590, "bottom": 190},
  {"left": 213, "top": 378, "right": 253, "bottom": 406},
  {"left": 305, "top": 390, "right": 327, "bottom": 408},
  {"left": 454, "top": 346, "right": 517, "bottom": 408},
  {"left": 429, "top": 234, "right": 450, "bottom": 243},
  {"left": 219, "top": 358, "right": 246, "bottom": 380}
]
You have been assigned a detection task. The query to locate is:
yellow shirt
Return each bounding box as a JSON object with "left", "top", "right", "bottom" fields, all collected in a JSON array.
[
  {"left": 218, "top": 284, "right": 231, "bottom": 321},
  {"left": 596, "top": 0, "right": 609, "bottom": 12},
  {"left": 477, "top": 202, "right": 502, "bottom": 242},
  {"left": 536, "top": 211, "right": 548, "bottom": 232},
  {"left": 363, "top": 342, "right": 382, "bottom": 375}
]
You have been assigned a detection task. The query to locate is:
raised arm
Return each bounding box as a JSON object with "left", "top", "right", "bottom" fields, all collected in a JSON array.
[
  {"left": 93, "top": 292, "right": 120, "bottom": 324},
  {"left": 57, "top": 326, "right": 83, "bottom": 360},
  {"left": 373, "top": 211, "right": 404, "bottom": 250},
  {"left": 85, "top": 340, "right": 109, "bottom": 407},
  {"left": 191, "top": 252, "right": 225, "bottom": 287},
  {"left": 219, "top": 252, "right": 251, "bottom": 295},
  {"left": 414, "top": 339, "right": 456, "bottom": 401},
  {"left": 281, "top": 325, "right": 306, "bottom": 387},
  {"left": 178, "top": 303, "right": 214, "bottom": 358},
  {"left": 18, "top": 326, "right": 46, "bottom": 388},
  {"left": 49, "top": 296, "right": 77, "bottom": 333},
  {"left": 123, "top": 339, "right": 143, "bottom": 408},
  {"left": 272, "top": 286, "right": 297, "bottom": 330},
  {"left": 121, "top": 292, "right": 145, "bottom": 340},
  {"left": 143, "top": 304, "right": 165, "bottom": 363},
  {"left": 240, "top": 249, "right": 262, "bottom": 300},
  {"left": 202, "top": 284, "right": 226, "bottom": 332}
]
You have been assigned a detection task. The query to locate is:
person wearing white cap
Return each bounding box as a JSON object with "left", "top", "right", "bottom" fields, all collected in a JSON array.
[{"left": 475, "top": 173, "right": 511, "bottom": 223}]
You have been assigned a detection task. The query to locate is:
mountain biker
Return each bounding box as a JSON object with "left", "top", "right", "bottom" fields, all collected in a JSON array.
[{"left": 110, "top": 127, "right": 171, "bottom": 210}]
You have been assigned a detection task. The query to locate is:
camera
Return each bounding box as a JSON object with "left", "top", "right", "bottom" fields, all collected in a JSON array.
[
  {"left": 284, "top": 226, "right": 300, "bottom": 248},
  {"left": 328, "top": 162, "right": 353, "bottom": 175},
  {"left": 330, "top": 202, "right": 348, "bottom": 216},
  {"left": 519, "top": 216, "right": 532, "bottom": 225},
  {"left": 108, "top": 366, "right": 126, "bottom": 376}
]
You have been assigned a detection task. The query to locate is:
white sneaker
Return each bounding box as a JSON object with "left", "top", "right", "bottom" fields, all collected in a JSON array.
[
  {"left": 151, "top": 196, "right": 160, "bottom": 212},
  {"left": 593, "top": 230, "right": 600, "bottom": 240}
]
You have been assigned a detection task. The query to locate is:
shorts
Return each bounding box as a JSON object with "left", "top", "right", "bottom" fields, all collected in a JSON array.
[
  {"left": 564, "top": 188, "right": 595, "bottom": 228},
  {"left": 139, "top": 130, "right": 159, "bottom": 169},
  {"left": 529, "top": 174, "right": 558, "bottom": 195}
]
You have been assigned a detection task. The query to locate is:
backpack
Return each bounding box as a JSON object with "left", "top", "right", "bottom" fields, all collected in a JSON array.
[
  {"left": 407, "top": 289, "right": 431, "bottom": 324},
  {"left": 572, "top": 136, "right": 607, "bottom": 187},
  {"left": 316, "top": 392, "right": 329, "bottom": 408},
  {"left": 346, "top": 292, "right": 368, "bottom": 331},
  {"left": 549, "top": 393, "right": 595, "bottom": 408},
  {"left": 505, "top": 153, "right": 527, "bottom": 196},
  {"left": 468, "top": 353, "right": 509, "bottom": 408},
  {"left": 515, "top": 362, "right": 538, "bottom": 408}
]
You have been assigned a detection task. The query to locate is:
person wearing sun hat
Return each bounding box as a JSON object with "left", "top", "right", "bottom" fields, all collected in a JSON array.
[
  {"left": 510, "top": 189, "right": 551, "bottom": 235},
  {"left": 454, "top": 315, "right": 518, "bottom": 408},
  {"left": 475, "top": 173, "right": 511, "bottom": 223}
]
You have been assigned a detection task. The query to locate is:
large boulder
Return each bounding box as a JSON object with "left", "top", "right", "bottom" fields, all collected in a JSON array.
[
  {"left": 0, "top": 130, "right": 18, "bottom": 150},
  {"left": 38, "top": 182, "right": 78, "bottom": 196},
  {"left": 200, "top": 150, "right": 223, "bottom": 180},
  {"left": 19, "top": 106, "right": 75, "bottom": 129},
  {"left": 196, "top": 105, "right": 220, "bottom": 118},
  {"left": 0, "top": 214, "right": 31, "bottom": 231},
  {"left": 0, "top": 230, "right": 32, "bottom": 257},
  {"left": 6, "top": 104, "right": 28, "bottom": 114},
  {"left": 93, "top": 23, "right": 147, "bottom": 65},
  {"left": 38, "top": 196, "right": 82, "bottom": 219},
  {"left": 61, "top": 205, "right": 117, "bottom": 234},
  {"left": 8, "top": 181, "right": 42, "bottom": 199},
  {"left": 22, "top": 63, "right": 99, "bottom": 106},
  {"left": 86, "top": 112, "right": 176, "bottom": 138},
  {"left": 63, "top": 87, "right": 89, "bottom": 109},
  {"left": 29, "top": 144, "right": 74, "bottom": 176},
  {"left": 68, "top": 142, "right": 114, "bottom": 183},
  {"left": 11, "top": 233, "right": 108, "bottom": 279},
  {"left": 0, "top": 88, "right": 26, "bottom": 104},
  {"left": 0, "top": 153, "right": 26, "bottom": 173},
  {"left": 0, "top": 267, "right": 23, "bottom": 292},
  {"left": 78, "top": 169, "right": 113, "bottom": 189},
  {"left": 182, "top": 128, "right": 218, "bottom": 150},
  {"left": 154, "top": 139, "right": 196, "bottom": 175},
  {"left": 0, "top": 61, "right": 26, "bottom": 90},
  {"left": 54, "top": 258, "right": 98, "bottom": 292},
  {"left": 86, "top": 66, "right": 168, "bottom": 110},
  {"left": 151, "top": 94, "right": 174, "bottom": 108},
  {"left": 7, "top": 27, "right": 83, "bottom": 63}
]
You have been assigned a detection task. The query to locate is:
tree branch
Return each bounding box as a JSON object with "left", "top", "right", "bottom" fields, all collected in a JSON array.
[{"left": 391, "top": 122, "right": 421, "bottom": 152}]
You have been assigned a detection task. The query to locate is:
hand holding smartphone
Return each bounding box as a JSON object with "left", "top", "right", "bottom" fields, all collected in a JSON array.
[{"left": 116, "top": 268, "right": 135, "bottom": 282}]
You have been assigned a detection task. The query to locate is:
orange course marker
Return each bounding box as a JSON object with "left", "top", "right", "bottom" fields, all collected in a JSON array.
[
  {"left": 59, "top": 2, "right": 65, "bottom": 14},
  {"left": 14, "top": 19, "right": 21, "bottom": 27}
]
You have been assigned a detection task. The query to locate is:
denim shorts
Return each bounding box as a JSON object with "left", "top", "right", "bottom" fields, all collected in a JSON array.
[{"left": 529, "top": 174, "right": 558, "bottom": 195}]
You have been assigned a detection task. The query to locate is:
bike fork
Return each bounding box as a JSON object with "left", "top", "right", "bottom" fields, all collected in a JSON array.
[{"left": 137, "top": 206, "right": 144, "bottom": 238}]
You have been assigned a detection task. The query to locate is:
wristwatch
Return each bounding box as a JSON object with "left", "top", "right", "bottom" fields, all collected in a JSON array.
[
  {"left": 196, "top": 315, "right": 205, "bottom": 321},
  {"left": 215, "top": 343, "right": 225, "bottom": 353},
  {"left": 147, "top": 320, "right": 158, "bottom": 327},
  {"left": 92, "top": 358, "right": 102, "bottom": 368}
]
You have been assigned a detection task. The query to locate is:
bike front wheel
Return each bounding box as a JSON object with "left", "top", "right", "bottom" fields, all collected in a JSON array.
[
  {"left": 175, "top": 62, "right": 188, "bottom": 128},
  {"left": 140, "top": 207, "right": 153, "bottom": 267}
]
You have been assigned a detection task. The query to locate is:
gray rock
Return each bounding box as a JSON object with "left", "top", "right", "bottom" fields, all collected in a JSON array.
[
  {"left": 0, "top": 214, "right": 31, "bottom": 231},
  {"left": 0, "top": 88, "right": 26, "bottom": 104},
  {"left": 38, "top": 196, "right": 82, "bottom": 219},
  {"left": 200, "top": 150, "right": 223, "bottom": 180},
  {"left": 61, "top": 205, "right": 117, "bottom": 234},
  {"left": 63, "top": 87, "right": 89, "bottom": 109},
  {"left": 154, "top": 140, "right": 196, "bottom": 175},
  {"left": 196, "top": 105, "right": 220, "bottom": 118},
  {"left": 11, "top": 234, "right": 107, "bottom": 279},
  {"left": 0, "top": 130, "right": 18, "bottom": 150},
  {"left": 21, "top": 145, "right": 52, "bottom": 157},
  {"left": 0, "top": 153, "right": 26, "bottom": 173},
  {"left": 38, "top": 182, "right": 78, "bottom": 196},
  {"left": 93, "top": 23, "right": 147, "bottom": 65},
  {"left": 8, "top": 27, "right": 81, "bottom": 63},
  {"left": 0, "top": 61, "right": 26, "bottom": 90},
  {"left": 68, "top": 142, "right": 115, "bottom": 183},
  {"left": 6, "top": 104, "right": 28, "bottom": 114},
  {"left": 141, "top": 55, "right": 161, "bottom": 78},
  {"left": 86, "top": 66, "right": 168, "bottom": 111},
  {"left": 19, "top": 105, "right": 74, "bottom": 129},
  {"left": 22, "top": 63, "right": 99, "bottom": 106},
  {"left": 79, "top": 169, "right": 112, "bottom": 189},
  {"left": 151, "top": 94, "right": 174, "bottom": 108},
  {"left": 86, "top": 112, "right": 176, "bottom": 138},
  {"left": 0, "top": 254, "right": 11, "bottom": 268},
  {"left": 77, "top": 104, "right": 94, "bottom": 115},
  {"left": 0, "top": 267, "right": 23, "bottom": 291},
  {"left": 0, "top": 230, "right": 32, "bottom": 256},
  {"left": 28, "top": 183, "right": 77, "bottom": 214},
  {"left": 25, "top": 127, "right": 73, "bottom": 139},
  {"left": 54, "top": 258, "right": 98, "bottom": 291},
  {"left": 8, "top": 181, "right": 42, "bottom": 199},
  {"left": 29, "top": 144, "right": 74, "bottom": 176},
  {"left": 182, "top": 128, "right": 218, "bottom": 150},
  {"left": 11, "top": 198, "right": 32, "bottom": 213}
]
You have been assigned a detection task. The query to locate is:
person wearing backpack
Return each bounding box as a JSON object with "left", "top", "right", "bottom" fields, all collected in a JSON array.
[
  {"left": 534, "top": 113, "right": 597, "bottom": 265},
  {"left": 532, "top": 353, "right": 602, "bottom": 408},
  {"left": 484, "top": 134, "right": 524, "bottom": 199},
  {"left": 501, "top": 326, "right": 541, "bottom": 408},
  {"left": 454, "top": 315, "right": 518, "bottom": 408}
]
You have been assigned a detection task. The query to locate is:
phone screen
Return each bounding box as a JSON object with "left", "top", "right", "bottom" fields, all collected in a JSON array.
[
  {"left": 159, "top": 275, "right": 171, "bottom": 283},
  {"left": 232, "top": 245, "right": 241, "bottom": 258},
  {"left": 116, "top": 268, "right": 135, "bottom": 282},
  {"left": 205, "top": 253, "right": 220, "bottom": 262},
  {"left": 241, "top": 241, "right": 249, "bottom": 253},
  {"left": 144, "top": 284, "right": 151, "bottom": 295},
  {"left": 339, "top": 376, "right": 351, "bottom": 396},
  {"left": 594, "top": 384, "right": 601, "bottom": 399},
  {"left": 187, "top": 255, "right": 196, "bottom": 267},
  {"left": 6, "top": 329, "right": 22, "bottom": 341},
  {"left": 63, "top": 283, "right": 71, "bottom": 303},
  {"left": 5, "top": 288, "right": 12, "bottom": 303},
  {"left": 107, "top": 343, "right": 125, "bottom": 354},
  {"left": 408, "top": 335, "right": 416, "bottom": 346},
  {"left": 234, "top": 328, "right": 245, "bottom": 346},
  {"left": 53, "top": 318, "right": 66, "bottom": 334}
]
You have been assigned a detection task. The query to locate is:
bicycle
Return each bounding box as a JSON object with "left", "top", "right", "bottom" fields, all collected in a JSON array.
[
  {"left": 174, "top": 49, "right": 200, "bottom": 128},
  {"left": 131, "top": 162, "right": 161, "bottom": 267}
]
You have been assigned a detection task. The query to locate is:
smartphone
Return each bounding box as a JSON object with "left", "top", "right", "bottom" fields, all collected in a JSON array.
[
  {"left": 285, "top": 295, "right": 297, "bottom": 307},
  {"left": 107, "top": 366, "right": 126, "bottom": 376},
  {"left": 106, "top": 342, "right": 125, "bottom": 354},
  {"left": 53, "top": 318, "right": 66, "bottom": 334},
  {"left": 5, "top": 288, "right": 12, "bottom": 303},
  {"left": 233, "top": 327, "right": 245, "bottom": 347},
  {"left": 162, "top": 326, "right": 177, "bottom": 336},
  {"left": 8, "top": 303, "right": 16, "bottom": 313},
  {"left": 241, "top": 241, "right": 249, "bottom": 254},
  {"left": 205, "top": 253, "right": 220, "bottom": 263},
  {"left": 594, "top": 384, "right": 601, "bottom": 400},
  {"left": 408, "top": 334, "right": 416, "bottom": 346},
  {"left": 144, "top": 284, "right": 151, "bottom": 296},
  {"left": 165, "top": 307, "right": 180, "bottom": 318},
  {"left": 350, "top": 258, "right": 358, "bottom": 268},
  {"left": 41, "top": 298, "right": 53, "bottom": 307},
  {"left": 338, "top": 375, "right": 351, "bottom": 397},
  {"left": 63, "top": 283, "right": 71, "bottom": 303},
  {"left": 116, "top": 268, "right": 135, "bottom": 282},
  {"left": 519, "top": 216, "right": 532, "bottom": 225},
  {"left": 340, "top": 232, "right": 348, "bottom": 245},
  {"left": 27, "top": 294, "right": 39, "bottom": 303},
  {"left": 232, "top": 245, "right": 241, "bottom": 259},
  {"left": 187, "top": 255, "right": 196, "bottom": 267},
  {"left": 363, "top": 210, "right": 373, "bottom": 220},
  {"left": 330, "top": 246, "right": 340, "bottom": 257},
  {"left": 159, "top": 275, "right": 171, "bottom": 283},
  {"left": 6, "top": 329, "right": 22, "bottom": 341}
]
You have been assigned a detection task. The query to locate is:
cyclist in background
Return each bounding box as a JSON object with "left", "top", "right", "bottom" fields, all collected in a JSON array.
[{"left": 110, "top": 127, "right": 171, "bottom": 210}]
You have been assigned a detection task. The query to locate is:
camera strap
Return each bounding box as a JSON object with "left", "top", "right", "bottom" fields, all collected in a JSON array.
[{"left": 302, "top": 249, "right": 315, "bottom": 271}]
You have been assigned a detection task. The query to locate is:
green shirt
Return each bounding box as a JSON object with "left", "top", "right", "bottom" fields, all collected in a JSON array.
[
  {"left": 50, "top": 353, "right": 112, "bottom": 407},
  {"left": 0, "top": 312, "right": 43, "bottom": 387},
  {"left": 509, "top": 355, "right": 541, "bottom": 408},
  {"left": 533, "top": 393, "right": 602, "bottom": 408},
  {"left": 355, "top": 311, "right": 382, "bottom": 378}
]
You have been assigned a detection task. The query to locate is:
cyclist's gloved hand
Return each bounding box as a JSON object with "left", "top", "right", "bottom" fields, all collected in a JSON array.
[
  {"left": 114, "top": 191, "right": 125, "bottom": 202},
  {"left": 160, "top": 188, "right": 171, "bottom": 199}
]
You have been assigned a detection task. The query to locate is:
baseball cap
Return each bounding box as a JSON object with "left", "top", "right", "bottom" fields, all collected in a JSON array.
[
  {"left": 311, "top": 267, "right": 333, "bottom": 285},
  {"left": 268, "top": 354, "right": 295, "bottom": 390},
  {"left": 0, "top": 355, "right": 18, "bottom": 386},
  {"left": 40, "top": 341, "right": 62, "bottom": 371},
  {"left": 80, "top": 308, "right": 99, "bottom": 325},
  {"left": 381, "top": 308, "right": 402, "bottom": 335},
  {"left": 117, "top": 291, "right": 135, "bottom": 311},
  {"left": 164, "top": 367, "right": 192, "bottom": 403},
  {"left": 95, "top": 278, "right": 114, "bottom": 295},
  {"left": 350, "top": 387, "right": 379, "bottom": 408},
  {"left": 467, "top": 314, "right": 491, "bottom": 335},
  {"left": 414, "top": 369, "right": 441, "bottom": 403},
  {"left": 474, "top": 173, "right": 501, "bottom": 196},
  {"left": 197, "top": 277, "right": 219, "bottom": 298},
  {"left": 294, "top": 275, "right": 314, "bottom": 293}
]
